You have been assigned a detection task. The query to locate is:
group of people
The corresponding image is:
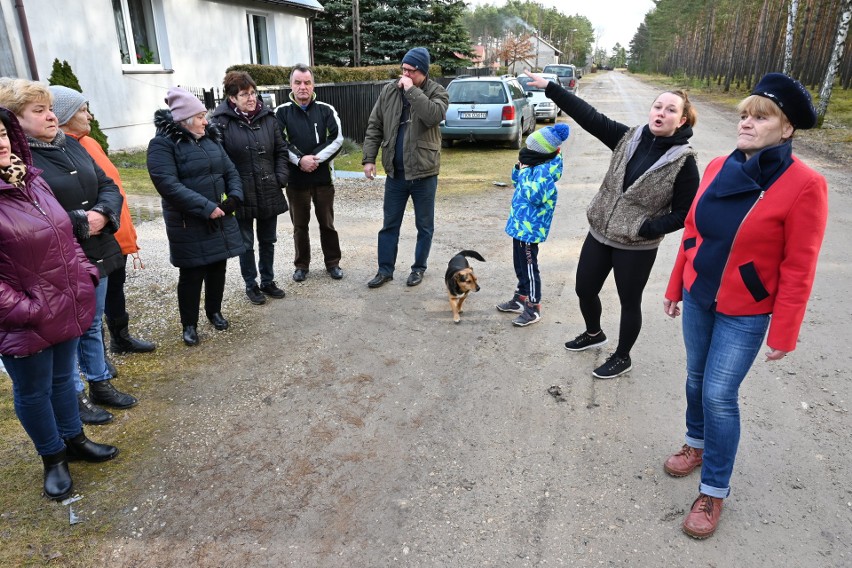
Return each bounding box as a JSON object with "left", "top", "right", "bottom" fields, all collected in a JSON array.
[
  {"left": 0, "top": 47, "right": 828, "bottom": 541},
  {"left": 508, "top": 70, "right": 826, "bottom": 539}
]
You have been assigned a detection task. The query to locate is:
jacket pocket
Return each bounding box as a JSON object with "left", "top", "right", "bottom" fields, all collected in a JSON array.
[{"left": 738, "top": 262, "right": 770, "bottom": 302}]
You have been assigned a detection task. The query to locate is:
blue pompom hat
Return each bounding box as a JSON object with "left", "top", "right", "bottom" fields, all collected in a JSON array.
[{"left": 525, "top": 123, "right": 571, "bottom": 154}]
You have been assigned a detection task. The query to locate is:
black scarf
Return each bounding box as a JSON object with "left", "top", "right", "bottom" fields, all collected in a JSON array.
[{"left": 518, "top": 147, "right": 558, "bottom": 168}]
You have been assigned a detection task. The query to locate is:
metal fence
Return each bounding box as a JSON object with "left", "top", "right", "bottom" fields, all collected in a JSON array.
[{"left": 184, "top": 68, "right": 495, "bottom": 144}]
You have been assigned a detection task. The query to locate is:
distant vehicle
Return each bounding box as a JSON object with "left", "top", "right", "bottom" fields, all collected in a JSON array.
[
  {"left": 542, "top": 64, "right": 578, "bottom": 94},
  {"left": 440, "top": 75, "right": 535, "bottom": 149},
  {"left": 517, "top": 73, "right": 560, "bottom": 123}
]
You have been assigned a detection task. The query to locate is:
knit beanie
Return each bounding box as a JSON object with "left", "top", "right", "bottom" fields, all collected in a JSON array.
[
  {"left": 751, "top": 73, "right": 817, "bottom": 130},
  {"left": 164, "top": 87, "right": 207, "bottom": 122},
  {"left": 402, "top": 47, "right": 431, "bottom": 75},
  {"left": 526, "top": 123, "right": 570, "bottom": 154},
  {"left": 49, "top": 85, "right": 86, "bottom": 126}
]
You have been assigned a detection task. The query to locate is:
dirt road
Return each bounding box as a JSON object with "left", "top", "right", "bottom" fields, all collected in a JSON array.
[{"left": 100, "top": 72, "right": 850, "bottom": 567}]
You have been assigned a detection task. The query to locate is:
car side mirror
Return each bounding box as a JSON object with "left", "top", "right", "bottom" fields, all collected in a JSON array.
[{"left": 526, "top": 92, "right": 533, "bottom": 98}]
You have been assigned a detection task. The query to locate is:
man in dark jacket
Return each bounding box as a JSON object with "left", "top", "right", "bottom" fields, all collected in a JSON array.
[
  {"left": 362, "top": 47, "right": 448, "bottom": 288},
  {"left": 275, "top": 64, "right": 344, "bottom": 282}
]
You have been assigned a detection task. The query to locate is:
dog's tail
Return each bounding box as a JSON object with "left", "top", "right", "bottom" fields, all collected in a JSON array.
[{"left": 457, "top": 250, "right": 485, "bottom": 262}]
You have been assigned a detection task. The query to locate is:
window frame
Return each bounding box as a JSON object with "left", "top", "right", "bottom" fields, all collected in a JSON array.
[
  {"left": 246, "top": 11, "right": 271, "bottom": 65},
  {"left": 113, "top": 0, "right": 164, "bottom": 70}
]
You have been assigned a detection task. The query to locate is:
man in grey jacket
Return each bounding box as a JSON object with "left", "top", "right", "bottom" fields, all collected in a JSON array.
[{"left": 362, "top": 47, "right": 448, "bottom": 288}]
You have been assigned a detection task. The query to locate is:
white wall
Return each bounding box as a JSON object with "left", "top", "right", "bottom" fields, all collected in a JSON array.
[{"left": 0, "top": 0, "right": 313, "bottom": 150}]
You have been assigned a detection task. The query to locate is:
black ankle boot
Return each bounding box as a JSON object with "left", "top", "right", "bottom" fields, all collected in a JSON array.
[
  {"left": 64, "top": 431, "right": 119, "bottom": 463},
  {"left": 107, "top": 314, "right": 157, "bottom": 354},
  {"left": 77, "top": 391, "right": 114, "bottom": 425},
  {"left": 89, "top": 380, "right": 138, "bottom": 409},
  {"left": 42, "top": 448, "right": 72, "bottom": 500},
  {"left": 183, "top": 325, "right": 199, "bottom": 346}
]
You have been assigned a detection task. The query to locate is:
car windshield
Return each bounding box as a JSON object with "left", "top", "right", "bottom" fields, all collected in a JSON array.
[
  {"left": 544, "top": 67, "right": 574, "bottom": 78},
  {"left": 447, "top": 82, "right": 508, "bottom": 104}
]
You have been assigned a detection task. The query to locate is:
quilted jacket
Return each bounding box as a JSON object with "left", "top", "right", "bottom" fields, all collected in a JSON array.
[
  {"left": 505, "top": 152, "right": 564, "bottom": 243},
  {"left": 147, "top": 109, "right": 246, "bottom": 268},
  {"left": 0, "top": 109, "right": 98, "bottom": 357}
]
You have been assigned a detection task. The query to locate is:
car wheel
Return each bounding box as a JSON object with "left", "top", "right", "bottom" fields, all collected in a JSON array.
[{"left": 510, "top": 125, "right": 523, "bottom": 149}]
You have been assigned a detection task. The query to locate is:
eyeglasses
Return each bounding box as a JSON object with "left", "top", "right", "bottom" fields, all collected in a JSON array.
[
  {"left": 401, "top": 66, "right": 420, "bottom": 75},
  {"left": 237, "top": 91, "right": 257, "bottom": 99}
]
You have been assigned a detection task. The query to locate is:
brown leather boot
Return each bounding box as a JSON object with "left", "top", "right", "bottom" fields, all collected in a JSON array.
[
  {"left": 683, "top": 493, "right": 723, "bottom": 539},
  {"left": 664, "top": 444, "right": 703, "bottom": 477}
]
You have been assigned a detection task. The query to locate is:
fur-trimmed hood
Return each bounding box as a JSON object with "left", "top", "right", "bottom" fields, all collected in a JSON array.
[{"left": 153, "top": 108, "right": 222, "bottom": 144}]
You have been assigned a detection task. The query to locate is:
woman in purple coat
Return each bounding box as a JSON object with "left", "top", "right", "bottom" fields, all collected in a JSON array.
[{"left": 0, "top": 107, "right": 118, "bottom": 501}]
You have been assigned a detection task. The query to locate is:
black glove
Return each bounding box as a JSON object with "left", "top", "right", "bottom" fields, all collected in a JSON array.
[{"left": 219, "top": 195, "right": 241, "bottom": 215}]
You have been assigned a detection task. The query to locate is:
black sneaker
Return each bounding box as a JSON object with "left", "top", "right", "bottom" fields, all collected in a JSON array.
[
  {"left": 592, "top": 353, "right": 632, "bottom": 379},
  {"left": 564, "top": 331, "right": 608, "bottom": 351},
  {"left": 260, "top": 282, "right": 286, "bottom": 298},
  {"left": 496, "top": 294, "right": 527, "bottom": 313},
  {"left": 512, "top": 302, "right": 541, "bottom": 327},
  {"left": 246, "top": 285, "right": 266, "bottom": 305}
]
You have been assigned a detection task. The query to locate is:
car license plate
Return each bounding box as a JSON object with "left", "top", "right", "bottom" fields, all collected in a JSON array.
[{"left": 460, "top": 111, "right": 487, "bottom": 119}]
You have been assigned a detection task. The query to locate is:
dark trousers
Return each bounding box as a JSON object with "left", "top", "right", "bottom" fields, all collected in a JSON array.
[
  {"left": 377, "top": 175, "right": 437, "bottom": 276},
  {"left": 575, "top": 233, "right": 658, "bottom": 357},
  {"left": 238, "top": 216, "right": 278, "bottom": 288},
  {"left": 104, "top": 255, "right": 127, "bottom": 321},
  {"left": 511, "top": 239, "right": 541, "bottom": 304},
  {"left": 177, "top": 260, "right": 227, "bottom": 327},
  {"left": 286, "top": 183, "right": 341, "bottom": 270}
]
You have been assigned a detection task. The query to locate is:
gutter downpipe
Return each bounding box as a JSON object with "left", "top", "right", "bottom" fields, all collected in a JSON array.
[{"left": 14, "top": 0, "right": 39, "bottom": 80}]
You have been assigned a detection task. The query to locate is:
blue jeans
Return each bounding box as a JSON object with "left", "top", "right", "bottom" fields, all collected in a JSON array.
[
  {"left": 2, "top": 338, "right": 83, "bottom": 455},
  {"left": 377, "top": 175, "right": 437, "bottom": 276},
  {"left": 238, "top": 216, "right": 278, "bottom": 288},
  {"left": 681, "top": 289, "right": 770, "bottom": 498},
  {"left": 76, "top": 276, "right": 110, "bottom": 392}
]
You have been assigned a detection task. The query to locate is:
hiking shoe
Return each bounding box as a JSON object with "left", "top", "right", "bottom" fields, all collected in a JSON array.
[
  {"left": 564, "top": 330, "right": 608, "bottom": 351},
  {"left": 246, "top": 285, "right": 267, "bottom": 305},
  {"left": 664, "top": 444, "right": 704, "bottom": 477},
  {"left": 496, "top": 293, "right": 528, "bottom": 313},
  {"left": 683, "top": 494, "right": 724, "bottom": 539},
  {"left": 592, "top": 353, "right": 632, "bottom": 379},
  {"left": 260, "top": 282, "right": 286, "bottom": 298},
  {"left": 512, "top": 302, "right": 541, "bottom": 327}
]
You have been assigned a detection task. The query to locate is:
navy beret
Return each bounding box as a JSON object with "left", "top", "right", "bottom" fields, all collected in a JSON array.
[{"left": 751, "top": 73, "right": 817, "bottom": 130}]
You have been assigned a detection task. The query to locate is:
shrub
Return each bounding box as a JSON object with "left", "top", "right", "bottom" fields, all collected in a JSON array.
[
  {"left": 225, "top": 63, "right": 443, "bottom": 86},
  {"left": 47, "top": 59, "right": 109, "bottom": 153}
]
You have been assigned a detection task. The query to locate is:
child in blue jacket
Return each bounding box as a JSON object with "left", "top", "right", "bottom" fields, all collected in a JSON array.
[{"left": 497, "top": 123, "right": 570, "bottom": 326}]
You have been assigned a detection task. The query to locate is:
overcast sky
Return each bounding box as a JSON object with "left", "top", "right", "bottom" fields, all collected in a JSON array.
[{"left": 465, "top": 0, "right": 657, "bottom": 50}]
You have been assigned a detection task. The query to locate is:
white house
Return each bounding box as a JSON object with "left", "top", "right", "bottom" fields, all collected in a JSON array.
[
  {"left": 508, "top": 35, "right": 561, "bottom": 75},
  {"left": 0, "top": 0, "right": 322, "bottom": 150}
]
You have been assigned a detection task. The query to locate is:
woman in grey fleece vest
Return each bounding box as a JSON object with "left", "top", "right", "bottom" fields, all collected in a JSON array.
[{"left": 524, "top": 72, "right": 699, "bottom": 380}]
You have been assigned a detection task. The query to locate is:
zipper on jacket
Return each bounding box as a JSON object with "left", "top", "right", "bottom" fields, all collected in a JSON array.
[{"left": 714, "top": 190, "right": 764, "bottom": 304}]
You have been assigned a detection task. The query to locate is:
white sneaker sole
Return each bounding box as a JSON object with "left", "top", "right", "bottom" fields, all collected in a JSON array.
[
  {"left": 592, "top": 363, "right": 632, "bottom": 379},
  {"left": 564, "top": 337, "right": 608, "bottom": 351}
]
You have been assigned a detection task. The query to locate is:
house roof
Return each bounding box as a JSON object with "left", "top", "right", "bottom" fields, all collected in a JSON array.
[{"left": 250, "top": 0, "right": 324, "bottom": 12}]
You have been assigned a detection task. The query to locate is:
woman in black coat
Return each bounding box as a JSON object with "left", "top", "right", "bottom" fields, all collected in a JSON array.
[
  {"left": 147, "top": 87, "right": 245, "bottom": 346},
  {"left": 210, "top": 71, "right": 289, "bottom": 306}
]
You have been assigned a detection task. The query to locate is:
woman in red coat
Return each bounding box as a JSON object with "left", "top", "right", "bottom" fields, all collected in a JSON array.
[
  {"left": 0, "top": 107, "right": 118, "bottom": 501},
  {"left": 662, "top": 74, "right": 828, "bottom": 539}
]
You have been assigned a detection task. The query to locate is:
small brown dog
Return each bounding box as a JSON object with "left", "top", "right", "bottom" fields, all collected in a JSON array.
[{"left": 445, "top": 250, "right": 486, "bottom": 323}]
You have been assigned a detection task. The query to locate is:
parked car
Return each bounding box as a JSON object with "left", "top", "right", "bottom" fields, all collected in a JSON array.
[
  {"left": 542, "top": 64, "right": 578, "bottom": 95},
  {"left": 517, "top": 73, "right": 560, "bottom": 123},
  {"left": 440, "top": 75, "right": 535, "bottom": 149}
]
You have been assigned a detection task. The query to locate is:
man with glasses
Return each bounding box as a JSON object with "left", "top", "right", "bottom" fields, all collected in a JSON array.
[
  {"left": 363, "top": 47, "right": 449, "bottom": 288},
  {"left": 275, "top": 63, "right": 345, "bottom": 283}
]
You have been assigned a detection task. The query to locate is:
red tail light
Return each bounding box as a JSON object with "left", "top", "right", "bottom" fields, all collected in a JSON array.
[
  {"left": 569, "top": 78, "right": 576, "bottom": 88},
  {"left": 502, "top": 105, "right": 515, "bottom": 121}
]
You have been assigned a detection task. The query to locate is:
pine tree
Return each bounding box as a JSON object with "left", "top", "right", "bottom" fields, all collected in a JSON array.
[
  {"left": 428, "top": 0, "right": 474, "bottom": 72},
  {"left": 361, "top": 0, "right": 432, "bottom": 66},
  {"left": 314, "top": 0, "right": 361, "bottom": 66},
  {"left": 47, "top": 59, "right": 109, "bottom": 152}
]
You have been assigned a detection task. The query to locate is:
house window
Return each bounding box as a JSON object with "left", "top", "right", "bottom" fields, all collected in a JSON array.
[
  {"left": 247, "top": 13, "right": 270, "bottom": 65},
  {"left": 113, "top": 0, "right": 160, "bottom": 65}
]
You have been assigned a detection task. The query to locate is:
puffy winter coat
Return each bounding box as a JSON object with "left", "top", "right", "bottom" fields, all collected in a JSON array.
[
  {"left": 0, "top": 109, "right": 98, "bottom": 357},
  {"left": 505, "top": 152, "right": 564, "bottom": 243},
  {"left": 29, "top": 132, "right": 124, "bottom": 276},
  {"left": 147, "top": 110, "right": 246, "bottom": 268},
  {"left": 210, "top": 99, "right": 289, "bottom": 219}
]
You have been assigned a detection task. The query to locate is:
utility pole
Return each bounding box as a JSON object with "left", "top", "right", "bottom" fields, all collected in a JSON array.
[{"left": 352, "top": 0, "right": 361, "bottom": 67}]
